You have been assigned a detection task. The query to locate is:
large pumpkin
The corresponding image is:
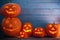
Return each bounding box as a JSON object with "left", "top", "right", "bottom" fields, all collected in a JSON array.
[
  {"left": 46, "top": 23, "right": 60, "bottom": 37},
  {"left": 33, "top": 27, "right": 45, "bottom": 38},
  {"left": 22, "top": 22, "right": 32, "bottom": 35},
  {"left": 2, "top": 17, "right": 21, "bottom": 37},
  {"left": 1, "top": 3, "right": 21, "bottom": 17}
]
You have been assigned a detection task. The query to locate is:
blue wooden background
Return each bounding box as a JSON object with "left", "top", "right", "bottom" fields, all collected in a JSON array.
[{"left": 0, "top": 0, "right": 60, "bottom": 38}]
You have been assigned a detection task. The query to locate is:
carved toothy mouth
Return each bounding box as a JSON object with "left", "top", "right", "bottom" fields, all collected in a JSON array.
[
  {"left": 49, "top": 30, "right": 57, "bottom": 34},
  {"left": 23, "top": 29, "right": 31, "bottom": 32},
  {"left": 6, "top": 10, "right": 15, "bottom": 14},
  {"left": 35, "top": 32, "right": 43, "bottom": 34},
  {"left": 3, "top": 27, "right": 18, "bottom": 32}
]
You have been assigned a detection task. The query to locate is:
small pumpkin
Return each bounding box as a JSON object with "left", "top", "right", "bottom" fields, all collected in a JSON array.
[
  {"left": 46, "top": 23, "right": 60, "bottom": 37},
  {"left": 33, "top": 27, "right": 45, "bottom": 38},
  {"left": 22, "top": 22, "right": 32, "bottom": 35},
  {"left": 2, "top": 17, "right": 22, "bottom": 37},
  {"left": 17, "top": 31, "right": 29, "bottom": 38},
  {"left": 1, "top": 3, "right": 21, "bottom": 17}
]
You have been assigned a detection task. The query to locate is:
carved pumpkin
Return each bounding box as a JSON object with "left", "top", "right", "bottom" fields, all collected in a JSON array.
[
  {"left": 1, "top": 3, "right": 21, "bottom": 17},
  {"left": 33, "top": 27, "right": 45, "bottom": 38},
  {"left": 2, "top": 17, "right": 21, "bottom": 37},
  {"left": 46, "top": 23, "right": 60, "bottom": 37},
  {"left": 22, "top": 22, "right": 32, "bottom": 35},
  {"left": 17, "top": 31, "right": 29, "bottom": 38}
]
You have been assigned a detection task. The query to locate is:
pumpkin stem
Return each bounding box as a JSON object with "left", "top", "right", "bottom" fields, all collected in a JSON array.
[
  {"left": 53, "top": 21, "right": 55, "bottom": 24},
  {"left": 52, "top": 21, "right": 56, "bottom": 27}
]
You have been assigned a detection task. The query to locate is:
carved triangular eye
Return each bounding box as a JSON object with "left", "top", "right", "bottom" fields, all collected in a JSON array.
[
  {"left": 5, "top": 6, "right": 9, "bottom": 8},
  {"left": 12, "top": 6, "right": 16, "bottom": 8},
  {"left": 54, "top": 25, "right": 57, "bottom": 28},
  {"left": 28, "top": 24, "right": 31, "bottom": 27},
  {"left": 24, "top": 24, "right": 26, "bottom": 27},
  {"left": 49, "top": 24, "right": 52, "bottom": 28}
]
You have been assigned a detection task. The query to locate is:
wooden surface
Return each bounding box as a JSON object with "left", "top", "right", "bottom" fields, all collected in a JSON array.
[{"left": 0, "top": 38, "right": 60, "bottom": 40}]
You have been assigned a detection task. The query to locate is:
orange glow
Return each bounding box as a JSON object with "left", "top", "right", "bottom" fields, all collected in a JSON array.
[
  {"left": 3, "top": 26, "right": 20, "bottom": 32},
  {"left": 49, "top": 24, "right": 52, "bottom": 27},
  {"left": 57, "top": 24, "right": 60, "bottom": 37},
  {"left": 23, "top": 29, "right": 31, "bottom": 32},
  {"left": 51, "top": 27, "right": 55, "bottom": 30},
  {"left": 17, "top": 32, "right": 29, "bottom": 38},
  {"left": 33, "top": 27, "right": 45, "bottom": 37},
  {"left": 20, "top": 35, "right": 24, "bottom": 37},
  {"left": 9, "top": 8, "right": 13, "bottom": 10},
  {"left": 9, "top": 24, "right": 13, "bottom": 27},
  {"left": 12, "top": 6, "right": 16, "bottom": 7},
  {"left": 2, "top": 17, "right": 21, "bottom": 37},
  {"left": 6, "top": 20, "right": 9, "bottom": 24},
  {"left": 46, "top": 24, "right": 60, "bottom": 37},
  {"left": 35, "top": 32, "right": 42, "bottom": 34},
  {"left": 5, "top": 6, "right": 9, "bottom": 8},
  {"left": 49, "top": 30, "right": 57, "bottom": 34},
  {"left": 6, "top": 10, "right": 14, "bottom": 14},
  {"left": 1, "top": 3, "right": 21, "bottom": 17},
  {"left": 22, "top": 22, "right": 32, "bottom": 35},
  {"left": 26, "top": 27, "right": 29, "bottom": 29}
]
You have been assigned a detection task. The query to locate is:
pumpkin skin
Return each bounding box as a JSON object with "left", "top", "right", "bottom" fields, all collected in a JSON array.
[
  {"left": 46, "top": 23, "right": 60, "bottom": 37},
  {"left": 1, "top": 3, "right": 21, "bottom": 17},
  {"left": 22, "top": 22, "right": 32, "bottom": 36},
  {"left": 2, "top": 17, "right": 21, "bottom": 37},
  {"left": 57, "top": 24, "right": 60, "bottom": 37},
  {"left": 33, "top": 27, "right": 45, "bottom": 38},
  {"left": 17, "top": 31, "right": 29, "bottom": 38}
]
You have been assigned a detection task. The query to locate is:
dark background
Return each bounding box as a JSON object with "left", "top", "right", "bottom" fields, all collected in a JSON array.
[{"left": 0, "top": 0, "right": 60, "bottom": 39}]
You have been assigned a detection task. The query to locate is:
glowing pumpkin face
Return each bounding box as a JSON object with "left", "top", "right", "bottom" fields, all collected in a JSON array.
[
  {"left": 17, "top": 31, "right": 29, "bottom": 38},
  {"left": 33, "top": 27, "right": 45, "bottom": 37},
  {"left": 2, "top": 17, "right": 21, "bottom": 37},
  {"left": 1, "top": 3, "right": 21, "bottom": 17},
  {"left": 22, "top": 22, "right": 32, "bottom": 35},
  {"left": 46, "top": 24, "right": 60, "bottom": 37}
]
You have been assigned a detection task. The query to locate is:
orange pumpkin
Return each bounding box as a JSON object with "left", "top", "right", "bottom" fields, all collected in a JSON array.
[
  {"left": 2, "top": 17, "right": 22, "bottom": 37},
  {"left": 46, "top": 23, "right": 60, "bottom": 37},
  {"left": 22, "top": 22, "right": 32, "bottom": 35},
  {"left": 17, "top": 31, "right": 29, "bottom": 38},
  {"left": 1, "top": 3, "right": 21, "bottom": 17},
  {"left": 33, "top": 27, "right": 45, "bottom": 38}
]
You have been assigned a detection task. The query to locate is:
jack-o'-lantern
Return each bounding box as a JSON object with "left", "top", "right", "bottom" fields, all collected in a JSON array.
[
  {"left": 46, "top": 23, "right": 60, "bottom": 37},
  {"left": 17, "top": 31, "right": 29, "bottom": 38},
  {"left": 1, "top": 3, "right": 21, "bottom": 17},
  {"left": 33, "top": 27, "right": 45, "bottom": 38},
  {"left": 2, "top": 17, "right": 22, "bottom": 37},
  {"left": 22, "top": 22, "right": 32, "bottom": 35}
]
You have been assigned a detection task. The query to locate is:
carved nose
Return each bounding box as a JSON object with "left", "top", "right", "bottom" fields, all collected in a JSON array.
[
  {"left": 26, "top": 27, "right": 29, "bottom": 29},
  {"left": 9, "top": 24, "right": 13, "bottom": 28},
  {"left": 51, "top": 28, "right": 55, "bottom": 30},
  {"left": 9, "top": 8, "right": 12, "bottom": 10}
]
